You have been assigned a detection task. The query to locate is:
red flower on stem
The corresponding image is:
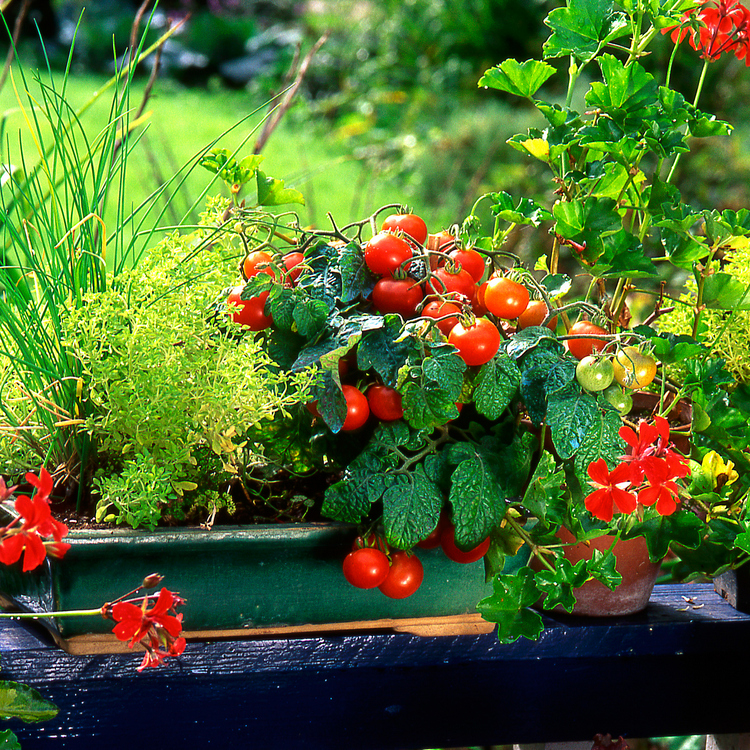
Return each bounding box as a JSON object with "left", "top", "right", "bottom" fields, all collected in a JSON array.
[
  {"left": 665, "top": 0, "right": 750, "bottom": 65},
  {"left": 584, "top": 459, "right": 638, "bottom": 522},
  {"left": 0, "top": 468, "right": 70, "bottom": 572},
  {"left": 584, "top": 416, "right": 691, "bottom": 522},
  {"left": 110, "top": 587, "right": 186, "bottom": 671}
]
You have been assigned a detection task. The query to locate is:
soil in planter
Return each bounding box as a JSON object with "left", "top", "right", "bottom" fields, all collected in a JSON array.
[{"left": 7, "top": 466, "right": 338, "bottom": 532}]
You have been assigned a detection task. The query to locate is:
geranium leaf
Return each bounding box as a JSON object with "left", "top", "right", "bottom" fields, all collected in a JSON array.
[
  {"left": 586, "top": 56, "right": 659, "bottom": 125},
  {"left": 543, "top": 0, "right": 629, "bottom": 62},
  {"left": 479, "top": 59, "right": 556, "bottom": 98},
  {"left": 256, "top": 170, "right": 305, "bottom": 207},
  {"left": 477, "top": 567, "right": 544, "bottom": 642},
  {"left": 537, "top": 557, "right": 588, "bottom": 611}
]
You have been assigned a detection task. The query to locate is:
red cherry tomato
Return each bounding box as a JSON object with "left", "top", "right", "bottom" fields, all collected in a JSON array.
[
  {"left": 343, "top": 547, "right": 390, "bottom": 589},
  {"left": 381, "top": 213, "right": 428, "bottom": 245},
  {"left": 378, "top": 550, "right": 424, "bottom": 599},
  {"left": 227, "top": 287, "right": 273, "bottom": 331},
  {"left": 421, "top": 298, "right": 462, "bottom": 336},
  {"left": 243, "top": 250, "right": 276, "bottom": 280},
  {"left": 426, "top": 266, "right": 476, "bottom": 302},
  {"left": 282, "top": 251, "right": 305, "bottom": 284},
  {"left": 428, "top": 230, "right": 456, "bottom": 255},
  {"left": 417, "top": 512, "right": 449, "bottom": 549},
  {"left": 518, "top": 299, "right": 558, "bottom": 330},
  {"left": 366, "top": 384, "right": 404, "bottom": 421},
  {"left": 448, "top": 247, "right": 486, "bottom": 283},
  {"left": 371, "top": 276, "right": 424, "bottom": 318},
  {"left": 364, "top": 232, "right": 413, "bottom": 276},
  {"left": 566, "top": 320, "right": 609, "bottom": 360},
  {"left": 448, "top": 317, "right": 501, "bottom": 367},
  {"left": 440, "top": 526, "right": 490, "bottom": 564},
  {"left": 482, "top": 277, "right": 530, "bottom": 319},
  {"left": 341, "top": 385, "right": 370, "bottom": 431},
  {"left": 473, "top": 281, "right": 490, "bottom": 316}
]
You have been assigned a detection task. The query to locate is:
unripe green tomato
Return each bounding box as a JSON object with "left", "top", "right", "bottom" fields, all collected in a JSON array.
[
  {"left": 602, "top": 383, "right": 633, "bottom": 415},
  {"left": 575, "top": 356, "right": 615, "bottom": 392}
]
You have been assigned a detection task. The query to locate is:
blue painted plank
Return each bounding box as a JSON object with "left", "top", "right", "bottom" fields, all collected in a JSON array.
[{"left": 1, "top": 583, "right": 749, "bottom": 749}]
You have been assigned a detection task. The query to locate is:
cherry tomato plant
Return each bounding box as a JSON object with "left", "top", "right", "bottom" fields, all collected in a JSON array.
[{"left": 214, "top": 148, "right": 746, "bottom": 647}]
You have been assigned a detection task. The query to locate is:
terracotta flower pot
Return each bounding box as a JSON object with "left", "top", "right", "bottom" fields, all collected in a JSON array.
[{"left": 537, "top": 527, "right": 661, "bottom": 617}]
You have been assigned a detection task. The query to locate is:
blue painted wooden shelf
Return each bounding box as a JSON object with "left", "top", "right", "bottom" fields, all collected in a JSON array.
[{"left": 1, "top": 583, "right": 749, "bottom": 749}]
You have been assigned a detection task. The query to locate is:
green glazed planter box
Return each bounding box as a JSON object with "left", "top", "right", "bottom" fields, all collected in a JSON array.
[{"left": 0, "top": 521, "right": 495, "bottom": 640}]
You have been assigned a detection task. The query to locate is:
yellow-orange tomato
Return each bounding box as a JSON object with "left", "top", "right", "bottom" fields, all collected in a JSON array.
[{"left": 612, "top": 347, "right": 658, "bottom": 389}]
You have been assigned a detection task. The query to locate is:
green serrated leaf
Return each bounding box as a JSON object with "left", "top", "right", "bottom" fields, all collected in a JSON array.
[
  {"left": 382, "top": 465, "right": 444, "bottom": 549},
  {"left": 448, "top": 451, "right": 507, "bottom": 548},
  {"left": 586, "top": 547, "right": 622, "bottom": 589},
  {"left": 702, "top": 272, "right": 750, "bottom": 310},
  {"left": 0, "top": 681, "right": 58, "bottom": 723},
  {"left": 627, "top": 511, "right": 705, "bottom": 560},
  {"left": 479, "top": 59, "right": 556, "bottom": 98},
  {"left": 357, "top": 316, "right": 413, "bottom": 386},
  {"left": 543, "top": 0, "right": 629, "bottom": 62},
  {"left": 572, "top": 398, "right": 627, "bottom": 493},
  {"left": 473, "top": 353, "right": 521, "bottom": 419},
  {"left": 477, "top": 567, "right": 544, "bottom": 642},
  {"left": 586, "top": 55, "right": 659, "bottom": 125},
  {"left": 256, "top": 170, "right": 305, "bottom": 206},
  {"left": 293, "top": 298, "right": 330, "bottom": 338},
  {"left": 522, "top": 451, "right": 566, "bottom": 524},
  {"left": 547, "top": 382, "right": 599, "bottom": 459},
  {"left": 537, "top": 557, "right": 588, "bottom": 611},
  {"left": 490, "top": 192, "right": 553, "bottom": 226}
]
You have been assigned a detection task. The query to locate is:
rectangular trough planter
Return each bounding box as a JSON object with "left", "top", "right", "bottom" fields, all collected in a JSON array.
[{"left": 0, "top": 521, "right": 496, "bottom": 647}]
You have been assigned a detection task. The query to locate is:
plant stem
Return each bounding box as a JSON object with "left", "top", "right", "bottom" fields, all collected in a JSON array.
[{"left": 0, "top": 607, "right": 102, "bottom": 619}]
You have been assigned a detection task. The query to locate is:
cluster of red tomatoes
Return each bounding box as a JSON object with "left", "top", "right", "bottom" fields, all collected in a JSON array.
[{"left": 342, "top": 516, "right": 490, "bottom": 599}]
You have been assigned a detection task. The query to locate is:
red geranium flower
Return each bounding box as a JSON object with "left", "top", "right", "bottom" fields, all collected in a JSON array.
[
  {"left": 638, "top": 459, "right": 682, "bottom": 515},
  {"left": 0, "top": 469, "right": 70, "bottom": 572},
  {"left": 584, "top": 459, "right": 638, "bottom": 522},
  {"left": 665, "top": 0, "right": 750, "bottom": 65},
  {"left": 110, "top": 587, "right": 186, "bottom": 670}
]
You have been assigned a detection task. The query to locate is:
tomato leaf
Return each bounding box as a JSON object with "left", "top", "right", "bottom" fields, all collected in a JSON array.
[
  {"left": 448, "top": 440, "right": 511, "bottom": 548},
  {"left": 477, "top": 567, "right": 544, "bottom": 642},
  {"left": 478, "top": 59, "right": 556, "bottom": 98},
  {"left": 293, "top": 299, "right": 330, "bottom": 338},
  {"left": 546, "top": 381, "right": 599, "bottom": 459},
  {"left": 0, "top": 681, "right": 58, "bottom": 723},
  {"left": 338, "top": 241, "right": 375, "bottom": 304},
  {"left": 382, "top": 465, "right": 444, "bottom": 550},
  {"left": 571, "top": 397, "right": 626, "bottom": 493},
  {"left": 473, "top": 352, "right": 521, "bottom": 419},
  {"left": 400, "top": 342, "right": 466, "bottom": 429},
  {"left": 357, "top": 316, "right": 413, "bottom": 387}
]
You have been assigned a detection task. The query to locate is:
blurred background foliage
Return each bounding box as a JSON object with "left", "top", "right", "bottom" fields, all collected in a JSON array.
[{"left": 1, "top": 0, "right": 750, "bottom": 259}]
